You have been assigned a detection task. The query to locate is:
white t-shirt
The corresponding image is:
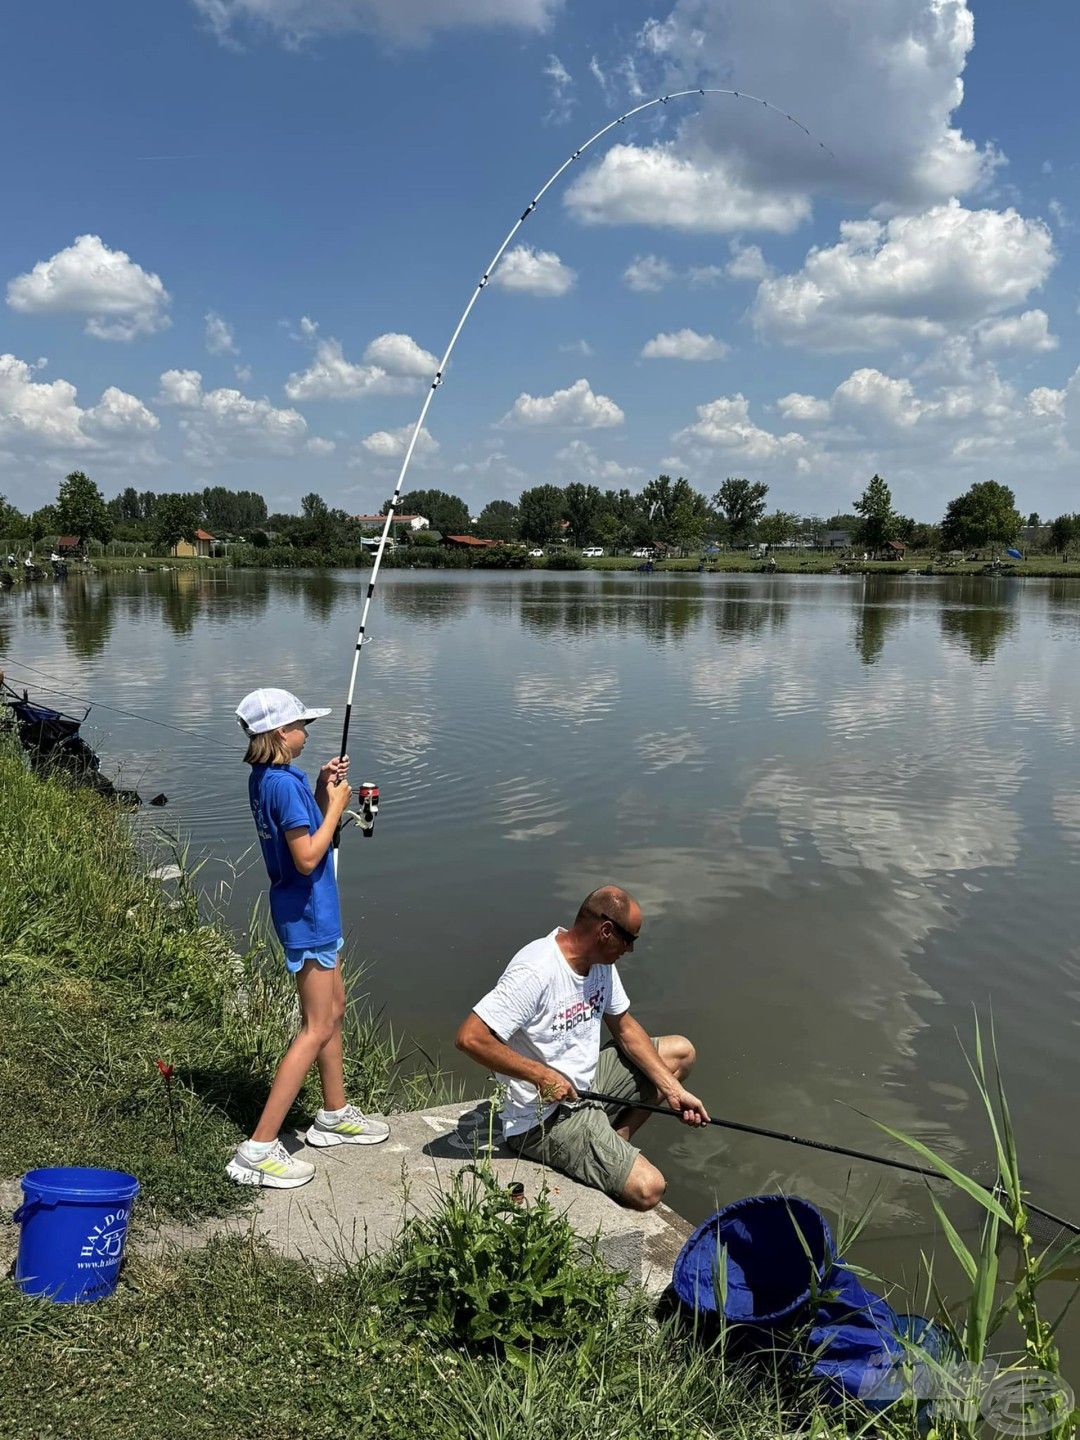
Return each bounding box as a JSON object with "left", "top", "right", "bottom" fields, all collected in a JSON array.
[{"left": 472, "top": 927, "right": 631, "bottom": 1137}]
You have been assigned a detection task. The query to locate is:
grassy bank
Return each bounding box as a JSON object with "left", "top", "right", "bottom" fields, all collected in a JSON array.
[{"left": 0, "top": 739, "right": 446, "bottom": 1224}]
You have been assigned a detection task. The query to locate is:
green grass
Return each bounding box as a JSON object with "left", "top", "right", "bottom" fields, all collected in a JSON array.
[
  {"left": 0, "top": 738, "right": 450, "bottom": 1224},
  {"left": 0, "top": 1231, "right": 810, "bottom": 1440}
]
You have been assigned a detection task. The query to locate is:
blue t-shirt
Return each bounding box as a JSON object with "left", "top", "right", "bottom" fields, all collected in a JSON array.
[{"left": 248, "top": 764, "right": 342, "bottom": 950}]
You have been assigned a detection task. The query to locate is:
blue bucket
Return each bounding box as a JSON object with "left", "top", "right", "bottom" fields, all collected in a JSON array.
[{"left": 14, "top": 1167, "right": 140, "bottom": 1303}]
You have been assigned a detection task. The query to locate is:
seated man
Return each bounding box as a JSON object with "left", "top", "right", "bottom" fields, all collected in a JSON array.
[{"left": 455, "top": 885, "right": 708, "bottom": 1211}]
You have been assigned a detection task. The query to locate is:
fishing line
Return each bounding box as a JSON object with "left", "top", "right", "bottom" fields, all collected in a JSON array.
[
  {"left": 334, "top": 86, "right": 832, "bottom": 862},
  {"left": 0, "top": 655, "right": 233, "bottom": 749},
  {"left": 581, "top": 1089, "right": 1080, "bottom": 1239}
]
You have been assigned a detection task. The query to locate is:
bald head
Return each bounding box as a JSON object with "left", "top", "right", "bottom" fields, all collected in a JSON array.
[{"left": 576, "top": 886, "right": 637, "bottom": 929}]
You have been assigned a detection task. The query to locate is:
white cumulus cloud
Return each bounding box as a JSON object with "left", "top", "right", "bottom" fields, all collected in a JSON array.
[
  {"left": 0, "top": 354, "right": 158, "bottom": 471},
  {"left": 362, "top": 331, "right": 438, "bottom": 376},
  {"left": 974, "top": 309, "right": 1058, "bottom": 354},
  {"left": 205, "top": 311, "right": 239, "bottom": 356},
  {"left": 6, "top": 234, "right": 170, "bottom": 341},
  {"left": 555, "top": 439, "right": 643, "bottom": 484},
  {"left": 753, "top": 201, "right": 1055, "bottom": 351},
  {"left": 674, "top": 393, "right": 808, "bottom": 462},
  {"left": 359, "top": 424, "right": 439, "bottom": 463},
  {"left": 566, "top": 143, "right": 810, "bottom": 234},
  {"left": 641, "top": 328, "right": 729, "bottom": 361},
  {"left": 775, "top": 392, "right": 830, "bottom": 422},
  {"left": 622, "top": 254, "right": 675, "bottom": 292},
  {"left": 492, "top": 245, "right": 576, "bottom": 297},
  {"left": 581, "top": 0, "right": 999, "bottom": 233},
  {"left": 502, "top": 378, "right": 624, "bottom": 429},
  {"left": 725, "top": 240, "right": 770, "bottom": 282},
  {"left": 158, "top": 367, "right": 314, "bottom": 462},
  {"left": 285, "top": 327, "right": 435, "bottom": 400}
]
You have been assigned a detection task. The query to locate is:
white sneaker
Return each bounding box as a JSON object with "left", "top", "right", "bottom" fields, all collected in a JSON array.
[
  {"left": 306, "top": 1104, "right": 390, "bottom": 1148},
  {"left": 225, "top": 1139, "right": 316, "bottom": 1189}
]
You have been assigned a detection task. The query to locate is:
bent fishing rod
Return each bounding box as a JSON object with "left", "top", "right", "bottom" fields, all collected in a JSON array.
[
  {"left": 581, "top": 1089, "right": 1080, "bottom": 1239},
  {"left": 332, "top": 87, "right": 832, "bottom": 866}
]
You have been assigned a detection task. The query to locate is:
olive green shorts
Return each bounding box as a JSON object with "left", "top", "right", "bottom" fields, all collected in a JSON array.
[{"left": 506, "top": 1040, "right": 659, "bottom": 1200}]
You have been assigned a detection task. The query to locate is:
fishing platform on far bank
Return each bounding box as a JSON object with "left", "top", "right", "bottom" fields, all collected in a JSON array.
[{"left": 163, "top": 1101, "right": 691, "bottom": 1295}]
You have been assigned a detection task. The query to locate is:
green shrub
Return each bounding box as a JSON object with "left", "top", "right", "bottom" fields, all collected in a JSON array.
[{"left": 391, "top": 1166, "right": 623, "bottom": 1357}]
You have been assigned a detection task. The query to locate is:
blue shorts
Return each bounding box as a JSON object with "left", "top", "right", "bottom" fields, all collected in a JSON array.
[{"left": 284, "top": 937, "right": 344, "bottom": 974}]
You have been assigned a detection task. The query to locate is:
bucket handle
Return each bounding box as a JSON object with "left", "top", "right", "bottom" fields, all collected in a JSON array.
[{"left": 12, "top": 1195, "right": 59, "bottom": 1223}]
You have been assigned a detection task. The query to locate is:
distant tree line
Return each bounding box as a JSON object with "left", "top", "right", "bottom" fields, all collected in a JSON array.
[{"left": 0, "top": 468, "right": 1069, "bottom": 560}]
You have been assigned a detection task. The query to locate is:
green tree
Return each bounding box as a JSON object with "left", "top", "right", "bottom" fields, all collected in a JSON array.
[
  {"left": 30, "top": 505, "right": 59, "bottom": 542},
  {"left": 941, "top": 480, "right": 1023, "bottom": 552},
  {"left": 55, "top": 470, "right": 113, "bottom": 547},
  {"left": 518, "top": 484, "right": 566, "bottom": 545},
  {"left": 0, "top": 494, "right": 23, "bottom": 537},
  {"left": 138, "top": 490, "right": 158, "bottom": 521},
  {"left": 562, "top": 483, "right": 601, "bottom": 547},
  {"left": 152, "top": 492, "right": 203, "bottom": 553},
  {"left": 713, "top": 477, "right": 768, "bottom": 546},
  {"left": 299, "top": 492, "right": 335, "bottom": 550},
  {"left": 385, "top": 489, "right": 470, "bottom": 536},
  {"left": 475, "top": 499, "right": 520, "bottom": 542},
  {"left": 852, "top": 473, "right": 897, "bottom": 552},
  {"left": 115, "top": 486, "right": 142, "bottom": 522},
  {"left": 1050, "top": 514, "right": 1076, "bottom": 558},
  {"left": 757, "top": 510, "right": 800, "bottom": 547}
]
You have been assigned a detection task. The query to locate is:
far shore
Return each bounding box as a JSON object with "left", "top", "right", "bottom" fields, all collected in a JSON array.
[{"left": 16, "top": 548, "right": 1080, "bottom": 581}]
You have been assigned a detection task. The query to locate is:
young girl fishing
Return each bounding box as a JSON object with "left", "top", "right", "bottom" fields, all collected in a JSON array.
[{"left": 227, "top": 687, "right": 390, "bottom": 1188}]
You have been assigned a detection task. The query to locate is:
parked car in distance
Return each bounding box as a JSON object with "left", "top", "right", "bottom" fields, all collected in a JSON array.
[
  {"left": 631, "top": 547, "right": 653, "bottom": 558},
  {"left": 582, "top": 546, "right": 604, "bottom": 558},
  {"left": 528, "top": 548, "right": 544, "bottom": 557}
]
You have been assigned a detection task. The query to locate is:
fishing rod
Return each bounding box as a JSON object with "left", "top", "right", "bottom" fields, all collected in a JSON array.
[
  {"left": 581, "top": 1090, "right": 1080, "bottom": 1239},
  {"left": 332, "top": 87, "right": 832, "bottom": 864}
]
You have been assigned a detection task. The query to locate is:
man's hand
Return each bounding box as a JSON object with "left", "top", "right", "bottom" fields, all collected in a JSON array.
[
  {"left": 536, "top": 1068, "right": 579, "bottom": 1104},
  {"left": 664, "top": 1086, "right": 710, "bottom": 1127}
]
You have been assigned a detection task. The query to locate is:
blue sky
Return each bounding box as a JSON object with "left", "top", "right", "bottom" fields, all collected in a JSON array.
[{"left": 2, "top": 0, "right": 1079, "bottom": 521}]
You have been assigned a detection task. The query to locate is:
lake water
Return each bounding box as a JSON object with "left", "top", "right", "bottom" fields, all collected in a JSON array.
[{"left": 4, "top": 567, "right": 1080, "bottom": 1322}]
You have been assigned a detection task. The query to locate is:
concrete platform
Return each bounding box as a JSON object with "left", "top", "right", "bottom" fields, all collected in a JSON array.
[{"left": 188, "top": 1102, "right": 691, "bottom": 1296}]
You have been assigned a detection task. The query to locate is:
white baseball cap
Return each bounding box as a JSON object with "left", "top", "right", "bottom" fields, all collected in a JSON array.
[{"left": 235, "top": 687, "right": 332, "bottom": 736}]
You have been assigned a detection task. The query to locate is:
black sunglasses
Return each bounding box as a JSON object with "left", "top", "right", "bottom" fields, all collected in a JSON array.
[{"left": 590, "top": 909, "right": 639, "bottom": 946}]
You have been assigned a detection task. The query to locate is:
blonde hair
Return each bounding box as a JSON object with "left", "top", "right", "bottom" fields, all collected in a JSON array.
[{"left": 242, "top": 728, "right": 293, "bottom": 766}]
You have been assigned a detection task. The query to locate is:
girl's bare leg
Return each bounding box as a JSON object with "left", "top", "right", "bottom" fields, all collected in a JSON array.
[
  {"left": 249, "top": 963, "right": 343, "bottom": 1142},
  {"left": 315, "top": 965, "right": 347, "bottom": 1113}
]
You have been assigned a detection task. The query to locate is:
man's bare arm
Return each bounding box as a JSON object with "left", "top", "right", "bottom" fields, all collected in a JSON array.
[
  {"left": 454, "top": 1012, "right": 578, "bottom": 1102},
  {"left": 604, "top": 1010, "right": 709, "bottom": 1125}
]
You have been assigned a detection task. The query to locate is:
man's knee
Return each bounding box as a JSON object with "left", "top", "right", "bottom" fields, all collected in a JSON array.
[
  {"left": 619, "top": 1157, "right": 666, "bottom": 1212},
  {"left": 659, "top": 1034, "right": 696, "bottom": 1079}
]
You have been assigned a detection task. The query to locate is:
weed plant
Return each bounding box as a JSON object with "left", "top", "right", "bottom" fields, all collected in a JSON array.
[
  {"left": 389, "top": 1165, "right": 623, "bottom": 1356},
  {"left": 869, "top": 1016, "right": 1080, "bottom": 1437}
]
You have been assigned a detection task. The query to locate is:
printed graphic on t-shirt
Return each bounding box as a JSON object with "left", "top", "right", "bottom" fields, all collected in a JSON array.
[{"left": 552, "top": 984, "right": 605, "bottom": 1034}]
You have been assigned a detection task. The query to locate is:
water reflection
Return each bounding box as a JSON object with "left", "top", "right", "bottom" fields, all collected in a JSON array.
[
  {"left": 517, "top": 582, "right": 705, "bottom": 643},
  {"left": 60, "top": 576, "right": 115, "bottom": 658},
  {"left": 939, "top": 593, "right": 1018, "bottom": 663},
  {"left": 301, "top": 571, "right": 338, "bottom": 624},
  {"left": 382, "top": 580, "right": 473, "bottom": 626},
  {"left": 853, "top": 577, "right": 910, "bottom": 666}
]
